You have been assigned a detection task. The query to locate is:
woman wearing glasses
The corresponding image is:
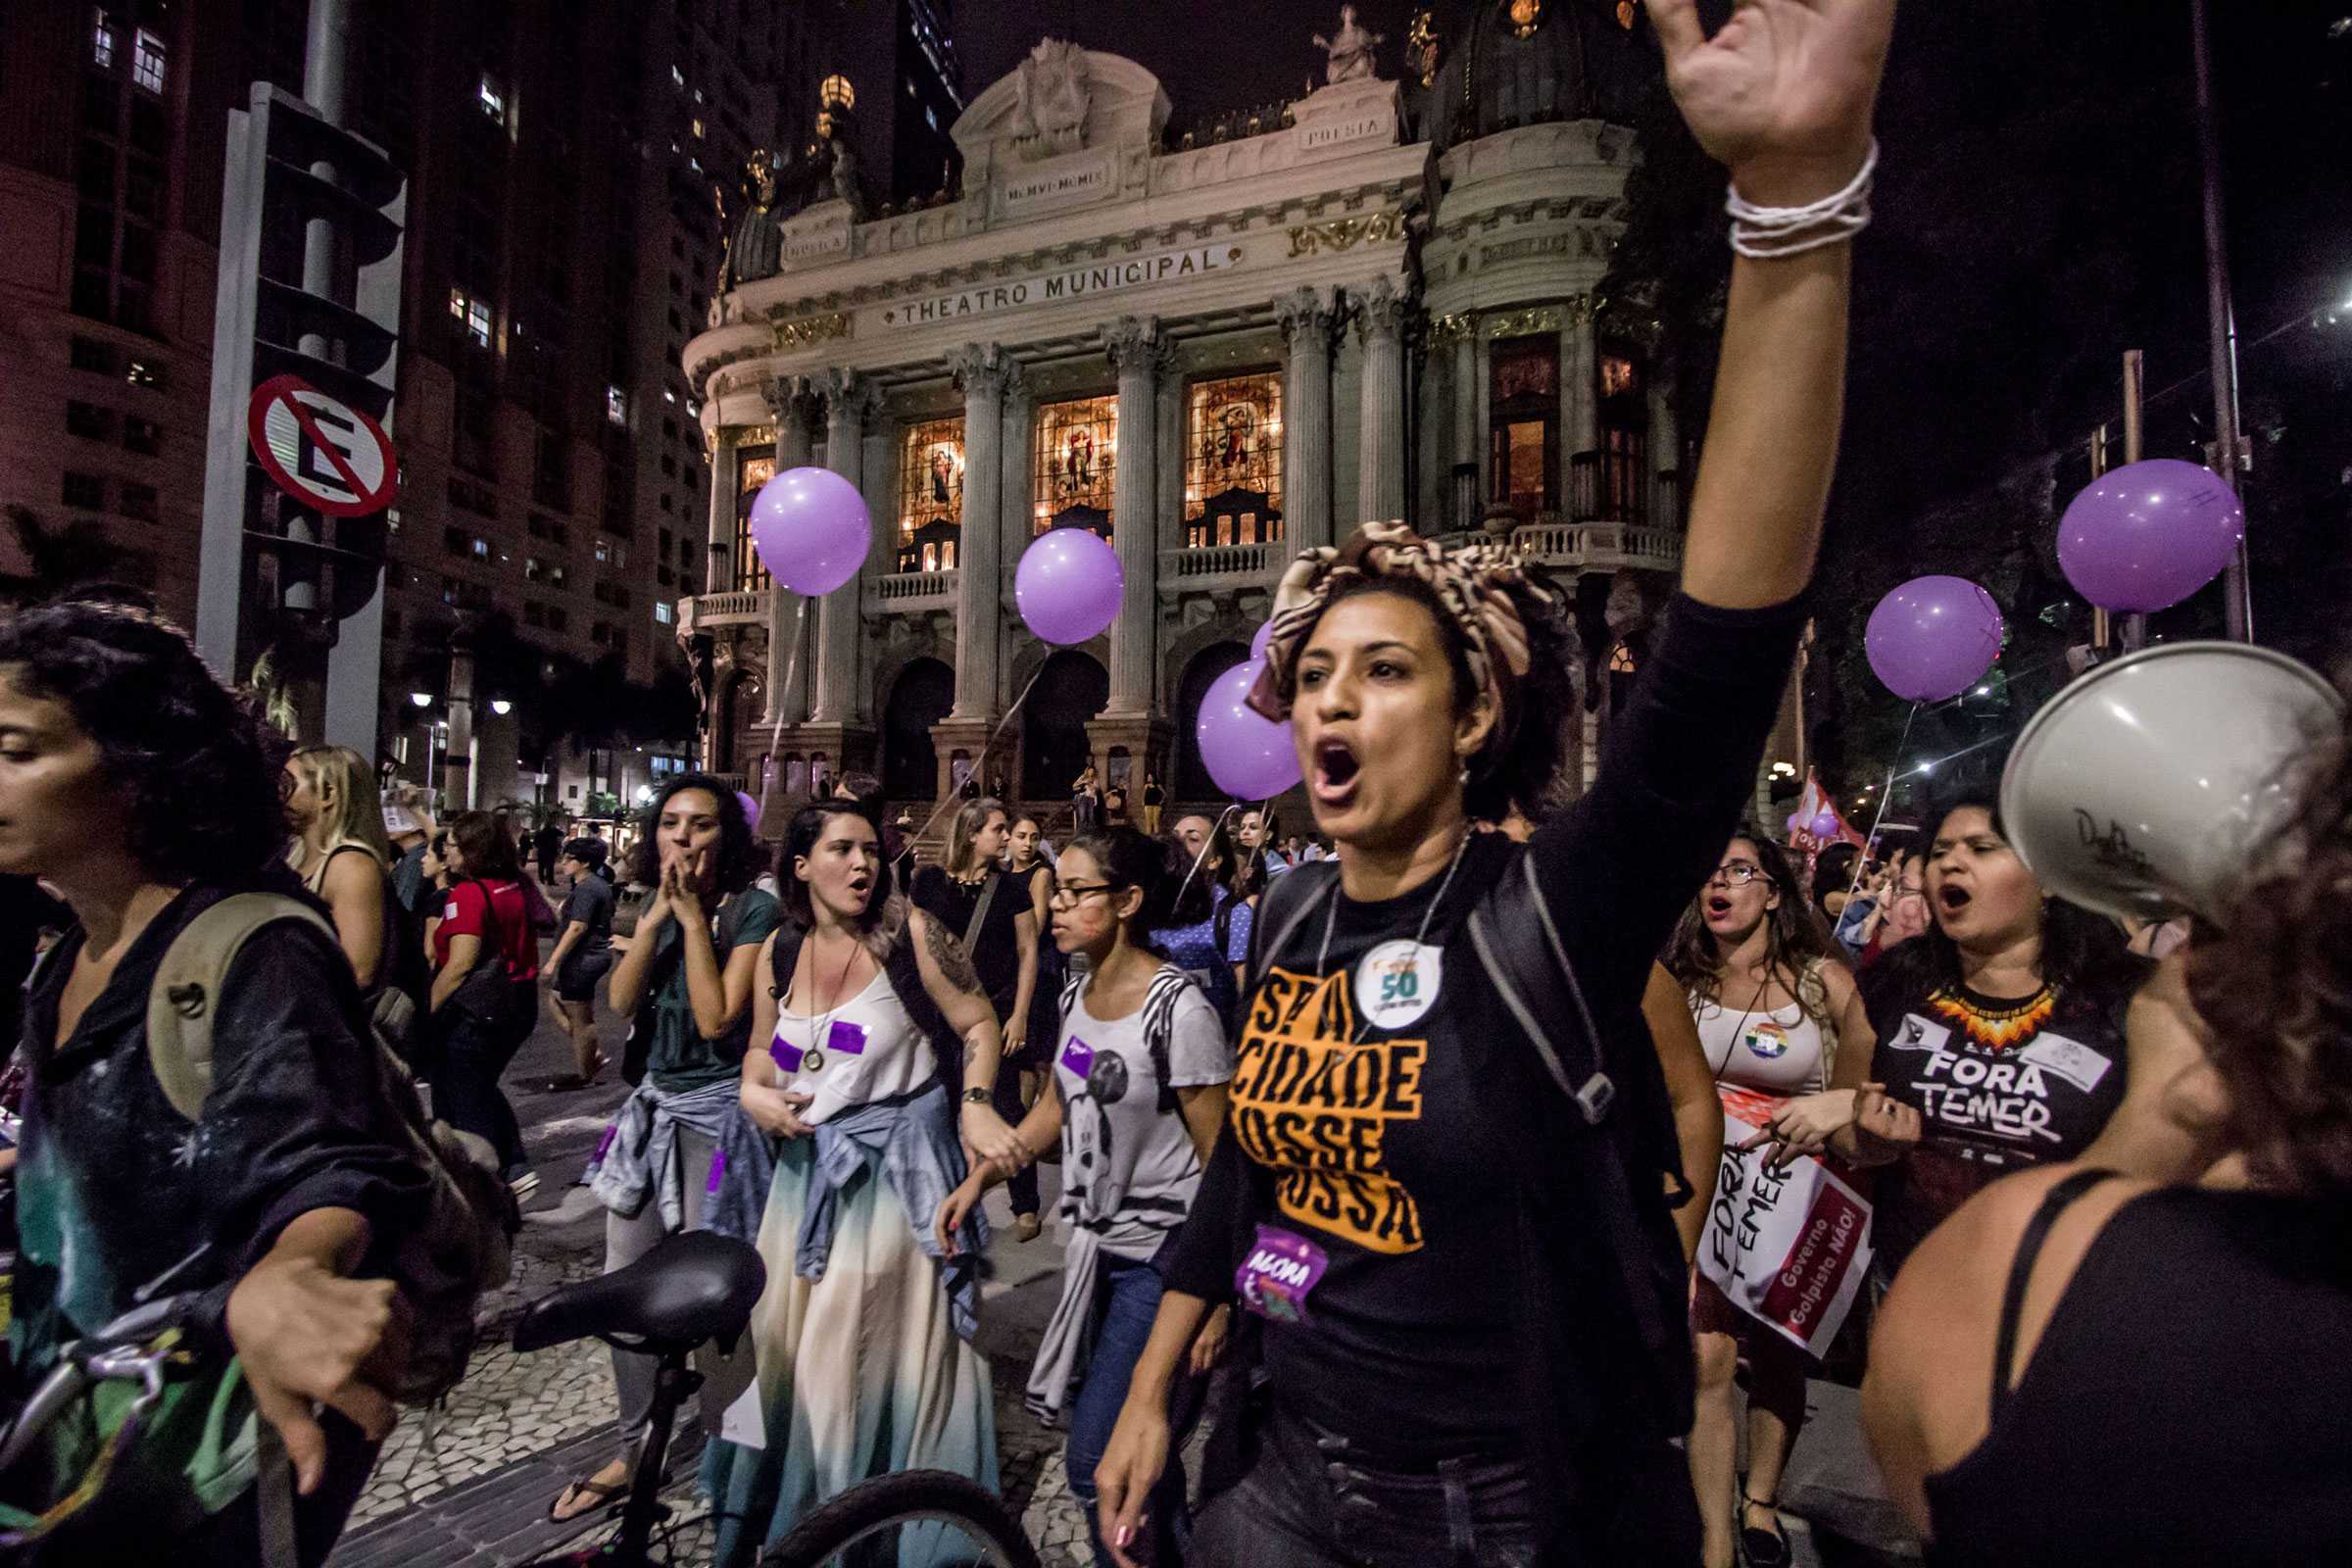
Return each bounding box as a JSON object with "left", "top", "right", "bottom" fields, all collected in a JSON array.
[
  {"left": 1664, "top": 830, "right": 1878, "bottom": 1568},
  {"left": 938, "top": 825, "right": 1233, "bottom": 1568}
]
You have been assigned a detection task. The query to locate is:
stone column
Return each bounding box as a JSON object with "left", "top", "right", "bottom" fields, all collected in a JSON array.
[
  {"left": 761, "top": 377, "right": 813, "bottom": 727},
  {"left": 704, "top": 426, "right": 738, "bottom": 592},
  {"left": 812, "top": 369, "right": 871, "bottom": 724},
  {"left": 949, "top": 344, "right": 1009, "bottom": 721},
  {"left": 1451, "top": 322, "right": 1480, "bottom": 524},
  {"left": 1647, "top": 373, "right": 1679, "bottom": 529},
  {"left": 1562, "top": 296, "right": 1599, "bottom": 504},
  {"left": 1355, "top": 276, "right": 1409, "bottom": 524},
  {"left": 1102, "top": 316, "right": 1165, "bottom": 716},
  {"left": 1277, "top": 286, "right": 1338, "bottom": 552},
  {"left": 856, "top": 422, "right": 897, "bottom": 726},
  {"left": 999, "top": 362, "right": 1035, "bottom": 710}
]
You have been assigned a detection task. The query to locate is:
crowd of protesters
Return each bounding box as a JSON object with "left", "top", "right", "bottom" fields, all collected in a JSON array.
[{"left": 6, "top": 6, "right": 2350, "bottom": 1566}]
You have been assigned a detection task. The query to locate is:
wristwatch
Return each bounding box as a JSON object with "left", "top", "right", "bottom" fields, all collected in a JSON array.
[{"left": 960, "top": 1087, "right": 991, "bottom": 1105}]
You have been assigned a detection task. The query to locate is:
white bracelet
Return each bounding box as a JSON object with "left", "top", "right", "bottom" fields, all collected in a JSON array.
[{"left": 1726, "top": 139, "right": 1879, "bottom": 260}]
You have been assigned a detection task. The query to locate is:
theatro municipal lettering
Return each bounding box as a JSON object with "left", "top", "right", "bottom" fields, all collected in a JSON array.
[{"left": 879, "top": 244, "right": 1248, "bottom": 328}]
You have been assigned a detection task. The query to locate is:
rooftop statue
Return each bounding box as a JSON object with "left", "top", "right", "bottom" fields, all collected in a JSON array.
[
  {"left": 1014, "top": 38, "right": 1090, "bottom": 155},
  {"left": 1313, "top": 5, "right": 1385, "bottom": 85}
]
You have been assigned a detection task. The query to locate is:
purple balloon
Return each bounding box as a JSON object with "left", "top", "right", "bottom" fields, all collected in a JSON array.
[
  {"left": 1810, "top": 808, "right": 1841, "bottom": 840},
  {"left": 1015, "top": 528, "right": 1123, "bottom": 646},
  {"left": 749, "top": 466, "right": 871, "bottom": 596},
  {"left": 737, "top": 791, "right": 762, "bottom": 833},
  {"left": 1197, "top": 658, "right": 1301, "bottom": 801},
  {"left": 2057, "top": 458, "right": 2244, "bottom": 613},
  {"left": 1249, "top": 620, "right": 1275, "bottom": 662},
  {"left": 1865, "top": 575, "right": 2004, "bottom": 703}
]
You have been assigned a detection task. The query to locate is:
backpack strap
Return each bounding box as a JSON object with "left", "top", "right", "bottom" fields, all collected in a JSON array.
[
  {"left": 146, "top": 893, "right": 337, "bottom": 1123},
  {"left": 768, "top": 916, "right": 808, "bottom": 1002},
  {"left": 1142, "top": 963, "right": 1192, "bottom": 1115},
  {"left": 1244, "top": 859, "right": 1340, "bottom": 998},
  {"left": 1463, "top": 853, "right": 1615, "bottom": 1125}
]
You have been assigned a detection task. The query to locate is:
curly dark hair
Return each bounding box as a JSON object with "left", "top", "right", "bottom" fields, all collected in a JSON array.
[
  {"left": 1663, "top": 827, "right": 1841, "bottom": 1027},
  {"left": 2189, "top": 704, "right": 2352, "bottom": 1197},
  {"left": 1872, "top": 788, "right": 2147, "bottom": 1008},
  {"left": 0, "top": 599, "right": 291, "bottom": 884},
  {"left": 628, "top": 772, "right": 764, "bottom": 895},
  {"left": 1290, "top": 570, "right": 1582, "bottom": 823}
]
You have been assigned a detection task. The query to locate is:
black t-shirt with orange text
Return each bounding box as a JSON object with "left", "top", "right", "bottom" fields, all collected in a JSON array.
[{"left": 1231, "top": 831, "right": 1522, "bottom": 1458}]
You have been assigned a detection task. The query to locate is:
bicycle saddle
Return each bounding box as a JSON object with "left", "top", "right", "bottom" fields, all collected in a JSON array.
[{"left": 514, "top": 1231, "right": 765, "bottom": 1356}]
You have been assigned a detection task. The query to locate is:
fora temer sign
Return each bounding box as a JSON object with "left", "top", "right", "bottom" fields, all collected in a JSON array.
[{"left": 876, "top": 242, "right": 1247, "bottom": 330}]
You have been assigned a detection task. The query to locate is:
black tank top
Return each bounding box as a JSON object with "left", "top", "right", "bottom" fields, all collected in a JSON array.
[{"left": 1926, "top": 1177, "right": 2352, "bottom": 1566}]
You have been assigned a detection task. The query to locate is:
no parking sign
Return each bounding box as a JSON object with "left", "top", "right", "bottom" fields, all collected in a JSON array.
[{"left": 246, "top": 373, "right": 398, "bottom": 517}]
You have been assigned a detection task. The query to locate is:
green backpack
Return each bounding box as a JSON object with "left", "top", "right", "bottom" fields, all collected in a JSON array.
[{"left": 143, "top": 892, "right": 518, "bottom": 1405}]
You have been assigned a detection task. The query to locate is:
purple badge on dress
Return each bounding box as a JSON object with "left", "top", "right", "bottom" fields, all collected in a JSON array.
[
  {"left": 769, "top": 1031, "right": 805, "bottom": 1074},
  {"left": 1235, "top": 1223, "right": 1330, "bottom": 1326},
  {"left": 1060, "top": 1036, "right": 1096, "bottom": 1080},
  {"left": 827, "top": 1019, "right": 868, "bottom": 1056},
  {"left": 705, "top": 1145, "right": 727, "bottom": 1196}
]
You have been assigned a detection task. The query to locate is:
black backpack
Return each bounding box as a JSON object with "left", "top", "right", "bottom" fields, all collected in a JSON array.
[{"left": 1245, "top": 853, "right": 1695, "bottom": 1446}]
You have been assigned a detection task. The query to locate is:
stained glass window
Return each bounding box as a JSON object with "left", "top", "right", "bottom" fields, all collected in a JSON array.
[
  {"left": 1183, "top": 372, "right": 1285, "bottom": 548},
  {"left": 733, "top": 448, "right": 775, "bottom": 591},
  {"left": 897, "top": 416, "right": 964, "bottom": 572},
  {"left": 1033, "top": 396, "right": 1117, "bottom": 536}
]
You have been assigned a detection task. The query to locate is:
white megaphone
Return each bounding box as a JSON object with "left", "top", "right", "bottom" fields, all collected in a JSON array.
[{"left": 2000, "top": 642, "right": 2343, "bottom": 925}]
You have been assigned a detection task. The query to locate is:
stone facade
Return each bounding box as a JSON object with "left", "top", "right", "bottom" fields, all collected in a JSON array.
[{"left": 678, "top": 39, "right": 1685, "bottom": 824}]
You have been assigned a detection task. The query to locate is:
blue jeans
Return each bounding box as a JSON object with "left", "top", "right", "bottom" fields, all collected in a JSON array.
[{"left": 1066, "top": 1255, "right": 1195, "bottom": 1568}]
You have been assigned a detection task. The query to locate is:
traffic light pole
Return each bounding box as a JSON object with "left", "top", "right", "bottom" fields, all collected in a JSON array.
[{"left": 2190, "top": 0, "right": 2252, "bottom": 642}]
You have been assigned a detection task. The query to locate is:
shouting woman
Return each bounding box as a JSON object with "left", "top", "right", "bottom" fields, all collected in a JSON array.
[
  {"left": 703, "top": 801, "right": 1018, "bottom": 1565},
  {"left": 1091, "top": 3, "right": 1896, "bottom": 1561},
  {"left": 1665, "top": 830, "right": 1875, "bottom": 1568}
]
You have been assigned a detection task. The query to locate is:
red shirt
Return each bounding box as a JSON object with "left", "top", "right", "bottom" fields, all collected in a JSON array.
[{"left": 433, "top": 879, "right": 539, "bottom": 981}]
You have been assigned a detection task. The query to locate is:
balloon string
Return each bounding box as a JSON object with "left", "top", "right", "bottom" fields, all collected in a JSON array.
[
  {"left": 903, "top": 662, "right": 1051, "bottom": 857},
  {"left": 756, "top": 596, "right": 810, "bottom": 832},
  {"left": 1848, "top": 700, "right": 1920, "bottom": 898},
  {"left": 1170, "top": 803, "right": 1245, "bottom": 912}
]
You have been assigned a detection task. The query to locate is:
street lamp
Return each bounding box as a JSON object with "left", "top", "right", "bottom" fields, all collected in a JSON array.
[
  {"left": 410, "top": 691, "right": 432, "bottom": 709},
  {"left": 490, "top": 699, "right": 513, "bottom": 715}
]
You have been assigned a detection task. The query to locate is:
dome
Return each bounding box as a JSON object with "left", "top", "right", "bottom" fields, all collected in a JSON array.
[{"left": 1429, "top": 0, "right": 1652, "bottom": 149}]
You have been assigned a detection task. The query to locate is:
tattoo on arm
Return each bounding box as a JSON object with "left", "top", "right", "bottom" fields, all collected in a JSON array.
[{"left": 923, "top": 911, "right": 984, "bottom": 996}]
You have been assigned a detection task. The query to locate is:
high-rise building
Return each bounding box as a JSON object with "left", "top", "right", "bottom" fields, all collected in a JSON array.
[
  {"left": 0, "top": 0, "right": 234, "bottom": 614},
  {"left": 0, "top": 0, "right": 831, "bottom": 809},
  {"left": 794, "top": 0, "right": 965, "bottom": 208}
]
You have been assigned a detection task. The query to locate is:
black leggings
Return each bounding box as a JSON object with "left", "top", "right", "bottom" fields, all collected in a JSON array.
[{"left": 435, "top": 1003, "right": 532, "bottom": 1175}]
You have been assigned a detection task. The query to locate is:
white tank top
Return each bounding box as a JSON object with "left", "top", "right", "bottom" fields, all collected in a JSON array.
[
  {"left": 1692, "top": 993, "right": 1830, "bottom": 1096},
  {"left": 768, "top": 967, "right": 932, "bottom": 1127}
]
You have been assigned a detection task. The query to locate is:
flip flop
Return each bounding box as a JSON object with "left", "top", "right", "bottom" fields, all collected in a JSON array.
[{"left": 549, "top": 1472, "right": 629, "bottom": 1523}]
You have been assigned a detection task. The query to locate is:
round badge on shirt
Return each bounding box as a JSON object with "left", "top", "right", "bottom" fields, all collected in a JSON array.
[
  {"left": 1354, "top": 940, "right": 1444, "bottom": 1030},
  {"left": 1743, "top": 1019, "right": 1789, "bottom": 1059}
]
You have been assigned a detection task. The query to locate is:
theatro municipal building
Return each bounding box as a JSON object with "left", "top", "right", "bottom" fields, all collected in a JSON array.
[{"left": 679, "top": 4, "right": 1749, "bottom": 822}]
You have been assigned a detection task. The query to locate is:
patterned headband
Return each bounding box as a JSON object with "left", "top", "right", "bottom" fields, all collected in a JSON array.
[{"left": 1245, "top": 521, "right": 1561, "bottom": 729}]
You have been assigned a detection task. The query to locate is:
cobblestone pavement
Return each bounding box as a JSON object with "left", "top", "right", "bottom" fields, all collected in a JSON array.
[{"left": 329, "top": 950, "right": 1100, "bottom": 1566}]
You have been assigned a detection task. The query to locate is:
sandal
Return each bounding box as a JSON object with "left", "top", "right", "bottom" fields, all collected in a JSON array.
[
  {"left": 1739, "top": 1492, "right": 1791, "bottom": 1568},
  {"left": 549, "top": 1469, "right": 629, "bottom": 1523}
]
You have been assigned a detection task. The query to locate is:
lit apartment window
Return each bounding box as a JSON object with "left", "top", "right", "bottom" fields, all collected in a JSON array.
[
  {"left": 654, "top": 601, "right": 675, "bottom": 626},
  {"left": 606, "top": 386, "right": 628, "bottom": 425},
  {"left": 691, "top": 118, "right": 705, "bottom": 139},
  {"left": 671, "top": 65, "right": 685, "bottom": 89},
  {"left": 124, "top": 359, "right": 161, "bottom": 388},
  {"left": 477, "top": 74, "right": 507, "bottom": 124},
  {"left": 131, "top": 27, "right": 166, "bottom": 93},
  {"left": 92, "top": 9, "right": 117, "bottom": 70},
  {"left": 448, "top": 288, "right": 491, "bottom": 347},
  {"left": 470, "top": 536, "right": 490, "bottom": 559}
]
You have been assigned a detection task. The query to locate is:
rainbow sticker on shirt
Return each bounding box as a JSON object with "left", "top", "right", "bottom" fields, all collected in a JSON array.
[
  {"left": 1932, "top": 986, "right": 2057, "bottom": 1051},
  {"left": 1227, "top": 966, "right": 1429, "bottom": 1255}
]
